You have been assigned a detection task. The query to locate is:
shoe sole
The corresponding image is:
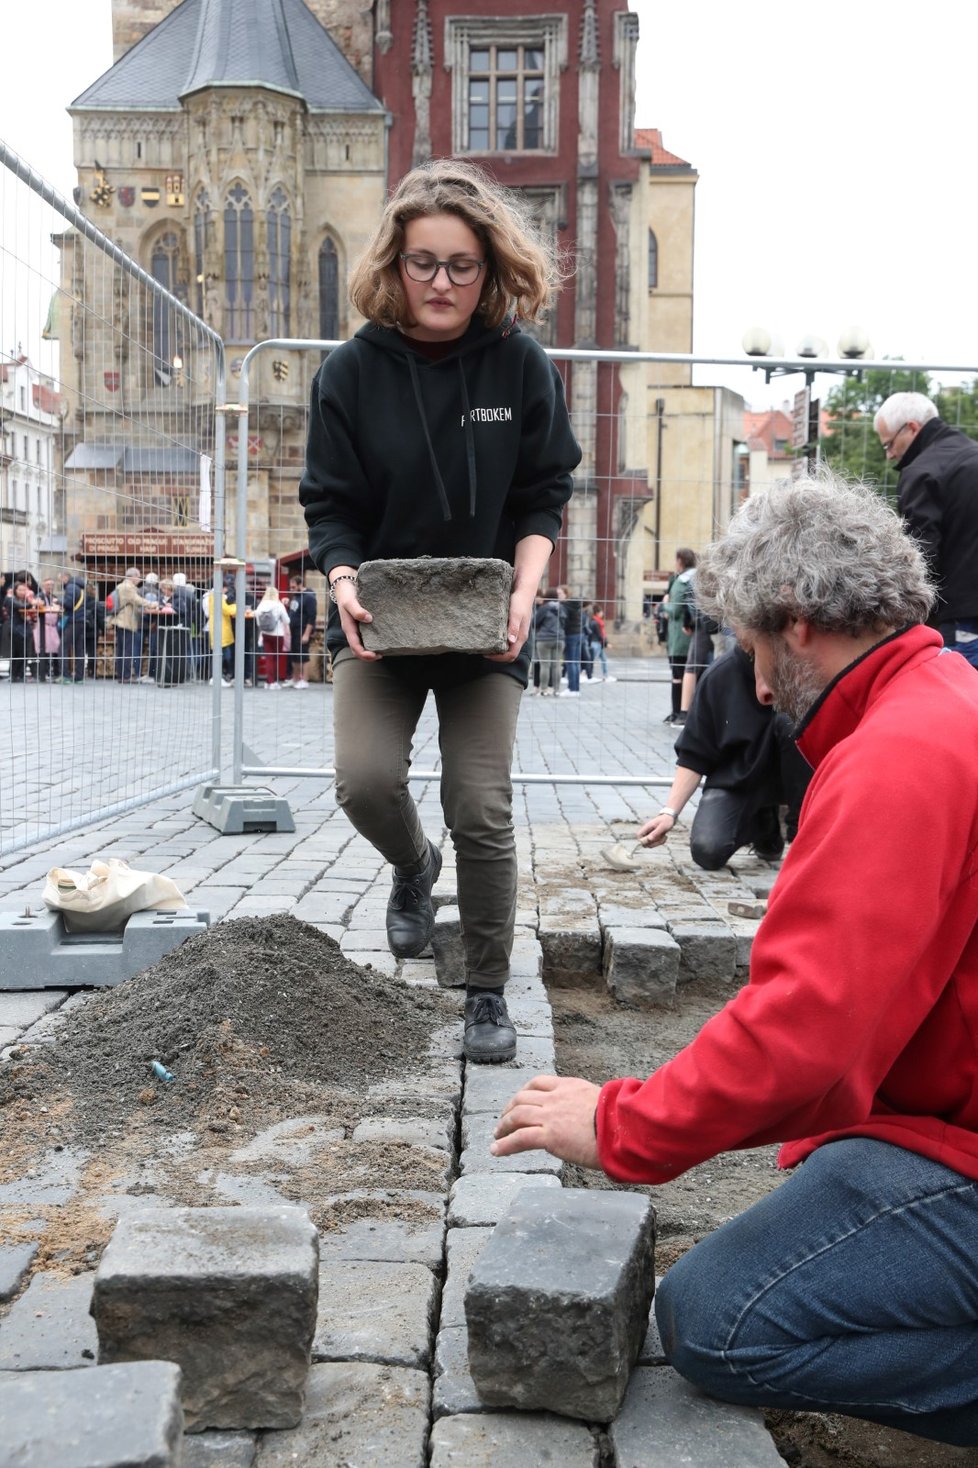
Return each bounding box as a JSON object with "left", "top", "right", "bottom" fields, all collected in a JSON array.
[
  {"left": 387, "top": 842, "right": 443, "bottom": 959},
  {"left": 463, "top": 1039, "right": 517, "bottom": 1064}
]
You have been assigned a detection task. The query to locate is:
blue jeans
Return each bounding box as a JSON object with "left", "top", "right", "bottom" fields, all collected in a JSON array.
[
  {"left": 656, "top": 1138, "right": 978, "bottom": 1444},
  {"left": 563, "top": 632, "right": 581, "bottom": 692},
  {"left": 590, "top": 638, "right": 608, "bottom": 677},
  {"left": 115, "top": 628, "right": 142, "bottom": 682}
]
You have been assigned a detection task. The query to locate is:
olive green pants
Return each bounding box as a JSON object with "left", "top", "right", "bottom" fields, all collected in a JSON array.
[{"left": 332, "top": 654, "right": 522, "bottom": 989}]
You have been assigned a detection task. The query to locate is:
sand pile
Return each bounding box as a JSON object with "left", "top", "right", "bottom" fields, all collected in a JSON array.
[{"left": 0, "top": 914, "right": 455, "bottom": 1151}]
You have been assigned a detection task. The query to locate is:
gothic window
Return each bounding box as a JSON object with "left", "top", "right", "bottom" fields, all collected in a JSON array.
[
  {"left": 318, "top": 238, "right": 340, "bottom": 344},
  {"left": 193, "top": 191, "right": 211, "bottom": 319},
  {"left": 468, "top": 45, "right": 545, "bottom": 151},
  {"left": 150, "top": 231, "right": 181, "bottom": 386},
  {"left": 648, "top": 230, "right": 658, "bottom": 290},
  {"left": 224, "top": 182, "right": 255, "bottom": 341},
  {"left": 445, "top": 17, "right": 567, "bottom": 156},
  {"left": 267, "top": 186, "right": 292, "bottom": 338}
]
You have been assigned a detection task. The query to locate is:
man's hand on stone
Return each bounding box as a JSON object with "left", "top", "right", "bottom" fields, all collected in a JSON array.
[{"left": 491, "top": 1074, "right": 603, "bottom": 1169}]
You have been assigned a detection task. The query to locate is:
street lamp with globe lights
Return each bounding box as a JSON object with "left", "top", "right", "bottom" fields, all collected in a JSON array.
[{"left": 741, "top": 326, "right": 873, "bottom": 470}]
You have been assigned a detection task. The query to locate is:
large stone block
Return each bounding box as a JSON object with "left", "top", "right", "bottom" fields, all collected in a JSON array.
[
  {"left": 358, "top": 557, "right": 512, "bottom": 655},
  {"left": 0, "top": 1361, "right": 183, "bottom": 1468},
  {"left": 603, "top": 927, "right": 681, "bottom": 1007},
  {"left": 465, "top": 1188, "right": 655, "bottom": 1422},
  {"left": 92, "top": 1206, "right": 319, "bottom": 1432}
]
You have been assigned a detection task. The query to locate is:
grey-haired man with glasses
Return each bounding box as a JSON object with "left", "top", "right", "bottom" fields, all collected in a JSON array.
[{"left": 875, "top": 390, "right": 978, "bottom": 666}]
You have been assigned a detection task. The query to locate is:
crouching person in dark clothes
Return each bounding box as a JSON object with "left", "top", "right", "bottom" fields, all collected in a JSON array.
[
  {"left": 638, "top": 645, "right": 811, "bottom": 868},
  {"left": 491, "top": 469, "right": 978, "bottom": 1446}
]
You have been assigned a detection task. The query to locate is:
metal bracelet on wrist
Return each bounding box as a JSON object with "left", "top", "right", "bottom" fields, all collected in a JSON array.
[{"left": 328, "top": 573, "right": 358, "bottom": 604}]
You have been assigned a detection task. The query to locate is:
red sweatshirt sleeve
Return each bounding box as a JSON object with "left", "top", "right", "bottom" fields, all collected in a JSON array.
[{"left": 596, "top": 704, "right": 978, "bottom": 1184}]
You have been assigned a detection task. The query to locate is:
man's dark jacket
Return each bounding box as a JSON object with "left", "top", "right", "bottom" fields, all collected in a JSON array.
[{"left": 897, "top": 418, "right": 978, "bottom": 621}]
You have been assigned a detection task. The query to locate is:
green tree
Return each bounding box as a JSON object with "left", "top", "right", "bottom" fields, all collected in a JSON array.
[
  {"left": 933, "top": 379, "right": 978, "bottom": 438},
  {"left": 819, "top": 363, "right": 932, "bottom": 505}
]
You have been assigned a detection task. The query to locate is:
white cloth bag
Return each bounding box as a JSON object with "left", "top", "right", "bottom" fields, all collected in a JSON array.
[{"left": 42, "top": 858, "right": 188, "bottom": 933}]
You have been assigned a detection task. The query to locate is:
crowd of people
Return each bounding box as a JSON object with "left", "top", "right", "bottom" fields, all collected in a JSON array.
[
  {"left": 528, "top": 587, "right": 614, "bottom": 695},
  {"left": 0, "top": 568, "right": 319, "bottom": 688}
]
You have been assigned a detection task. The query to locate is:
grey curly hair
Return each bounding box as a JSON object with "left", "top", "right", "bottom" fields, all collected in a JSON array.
[{"left": 695, "top": 470, "right": 935, "bottom": 636}]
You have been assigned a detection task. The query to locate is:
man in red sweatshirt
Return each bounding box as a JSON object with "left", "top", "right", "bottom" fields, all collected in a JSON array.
[{"left": 493, "top": 471, "right": 978, "bottom": 1446}]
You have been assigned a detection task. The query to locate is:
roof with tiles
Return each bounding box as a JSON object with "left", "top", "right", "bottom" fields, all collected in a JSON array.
[
  {"left": 745, "top": 408, "right": 795, "bottom": 457},
  {"left": 634, "top": 127, "right": 693, "bottom": 169},
  {"left": 71, "top": 0, "right": 383, "bottom": 114}
]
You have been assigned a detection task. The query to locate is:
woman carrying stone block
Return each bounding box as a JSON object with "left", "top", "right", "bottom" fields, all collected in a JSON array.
[{"left": 299, "top": 158, "right": 580, "bottom": 1063}]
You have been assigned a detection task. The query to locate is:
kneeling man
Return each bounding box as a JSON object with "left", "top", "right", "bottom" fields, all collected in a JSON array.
[{"left": 493, "top": 470, "right": 978, "bottom": 1447}]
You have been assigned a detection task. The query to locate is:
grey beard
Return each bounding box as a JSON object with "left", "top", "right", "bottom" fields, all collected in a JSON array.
[{"left": 770, "top": 642, "right": 826, "bottom": 724}]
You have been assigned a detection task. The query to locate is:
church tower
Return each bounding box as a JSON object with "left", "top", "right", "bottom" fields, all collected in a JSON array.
[{"left": 62, "top": 0, "right": 387, "bottom": 567}]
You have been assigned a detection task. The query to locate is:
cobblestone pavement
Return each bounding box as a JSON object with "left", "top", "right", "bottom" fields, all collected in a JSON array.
[{"left": 0, "top": 655, "right": 785, "bottom": 1466}]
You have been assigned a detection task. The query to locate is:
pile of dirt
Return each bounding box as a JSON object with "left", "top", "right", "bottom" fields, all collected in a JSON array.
[{"left": 0, "top": 914, "right": 455, "bottom": 1156}]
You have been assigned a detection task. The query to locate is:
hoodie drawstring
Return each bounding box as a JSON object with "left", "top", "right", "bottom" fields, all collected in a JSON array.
[
  {"left": 405, "top": 351, "right": 479, "bottom": 522},
  {"left": 407, "top": 353, "right": 453, "bottom": 523}
]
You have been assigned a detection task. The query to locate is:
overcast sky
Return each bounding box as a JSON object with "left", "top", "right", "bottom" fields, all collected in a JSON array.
[
  {"left": 3, "top": 1, "right": 976, "bottom": 406},
  {"left": 633, "top": 0, "right": 977, "bottom": 404}
]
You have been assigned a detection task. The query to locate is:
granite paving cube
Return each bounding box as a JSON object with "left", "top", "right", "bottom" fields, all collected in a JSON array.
[
  {"left": 0, "top": 1240, "right": 37, "bottom": 1302},
  {"left": 358, "top": 557, "right": 512, "bottom": 655},
  {"left": 462, "top": 1061, "right": 547, "bottom": 1116},
  {"left": 465, "top": 1188, "right": 655, "bottom": 1421},
  {"left": 668, "top": 921, "right": 738, "bottom": 982},
  {"left": 92, "top": 1206, "right": 319, "bottom": 1432},
  {"left": 433, "top": 1324, "right": 481, "bottom": 1417},
  {"left": 0, "top": 1360, "right": 183, "bottom": 1468},
  {"left": 255, "top": 1361, "right": 429, "bottom": 1468},
  {"left": 604, "top": 927, "right": 681, "bottom": 1007},
  {"left": 313, "top": 1259, "right": 438, "bottom": 1368},
  {"left": 609, "top": 1366, "right": 784, "bottom": 1466},
  {"left": 181, "top": 1430, "right": 257, "bottom": 1467},
  {"left": 448, "top": 1173, "right": 562, "bottom": 1228},
  {"left": 441, "top": 1227, "right": 493, "bottom": 1329},
  {"left": 315, "top": 1189, "right": 446, "bottom": 1268},
  {"left": 0, "top": 1270, "right": 98, "bottom": 1369},
  {"left": 431, "top": 906, "right": 465, "bottom": 987},
  {"left": 596, "top": 903, "right": 667, "bottom": 930},
  {"left": 460, "top": 1112, "right": 562, "bottom": 1177},
  {"left": 539, "top": 921, "right": 603, "bottom": 988},
  {"left": 430, "top": 1411, "right": 600, "bottom": 1466}
]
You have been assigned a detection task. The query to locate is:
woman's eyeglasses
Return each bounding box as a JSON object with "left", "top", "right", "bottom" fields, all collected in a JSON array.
[{"left": 399, "top": 253, "right": 486, "bottom": 287}]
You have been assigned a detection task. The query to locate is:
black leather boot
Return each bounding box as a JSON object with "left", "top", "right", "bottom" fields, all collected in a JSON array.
[{"left": 386, "top": 840, "right": 442, "bottom": 958}]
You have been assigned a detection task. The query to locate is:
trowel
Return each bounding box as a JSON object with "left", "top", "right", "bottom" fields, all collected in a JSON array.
[{"left": 600, "top": 838, "right": 646, "bottom": 872}]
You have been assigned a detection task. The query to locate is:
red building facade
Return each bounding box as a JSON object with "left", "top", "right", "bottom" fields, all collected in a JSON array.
[{"left": 372, "top": 0, "right": 644, "bottom": 606}]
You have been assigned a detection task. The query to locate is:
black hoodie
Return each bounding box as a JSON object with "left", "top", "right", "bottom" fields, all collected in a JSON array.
[{"left": 299, "top": 317, "right": 581, "bottom": 678}]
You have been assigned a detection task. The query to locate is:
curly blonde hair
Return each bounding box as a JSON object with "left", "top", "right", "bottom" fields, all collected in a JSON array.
[{"left": 349, "top": 158, "right": 561, "bottom": 331}]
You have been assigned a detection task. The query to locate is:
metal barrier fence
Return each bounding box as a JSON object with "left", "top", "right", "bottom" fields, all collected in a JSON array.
[
  {"left": 4, "top": 135, "right": 977, "bottom": 849},
  {"left": 226, "top": 339, "right": 978, "bottom": 794},
  {"left": 0, "top": 142, "right": 227, "bottom": 858}
]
